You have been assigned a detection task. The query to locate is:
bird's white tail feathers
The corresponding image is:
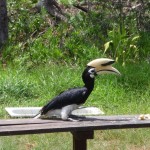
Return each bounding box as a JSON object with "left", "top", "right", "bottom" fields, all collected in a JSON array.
[{"left": 33, "top": 113, "right": 41, "bottom": 119}]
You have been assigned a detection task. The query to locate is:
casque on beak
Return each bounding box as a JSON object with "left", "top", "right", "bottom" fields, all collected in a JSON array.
[{"left": 87, "top": 58, "right": 121, "bottom": 75}]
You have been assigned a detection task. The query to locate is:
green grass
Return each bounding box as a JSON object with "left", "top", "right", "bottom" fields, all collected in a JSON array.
[{"left": 0, "top": 61, "right": 150, "bottom": 149}]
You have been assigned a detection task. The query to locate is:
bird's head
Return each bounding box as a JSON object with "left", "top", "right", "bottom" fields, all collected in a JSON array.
[
  {"left": 87, "top": 58, "right": 121, "bottom": 76},
  {"left": 82, "top": 58, "right": 120, "bottom": 88},
  {"left": 81, "top": 58, "right": 120, "bottom": 91}
]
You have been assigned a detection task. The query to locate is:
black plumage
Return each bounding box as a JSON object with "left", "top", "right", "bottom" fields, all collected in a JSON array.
[{"left": 41, "top": 87, "right": 89, "bottom": 114}]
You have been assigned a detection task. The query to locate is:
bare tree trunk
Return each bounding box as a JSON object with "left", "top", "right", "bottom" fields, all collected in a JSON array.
[
  {"left": 35, "top": 0, "right": 67, "bottom": 24},
  {"left": 0, "top": 0, "right": 8, "bottom": 49}
]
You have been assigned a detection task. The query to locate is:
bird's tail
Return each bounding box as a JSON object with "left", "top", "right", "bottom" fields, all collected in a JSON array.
[{"left": 33, "top": 111, "right": 41, "bottom": 119}]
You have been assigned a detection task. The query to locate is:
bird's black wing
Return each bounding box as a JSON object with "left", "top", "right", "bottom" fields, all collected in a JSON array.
[{"left": 41, "top": 87, "right": 88, "bottom": 115}]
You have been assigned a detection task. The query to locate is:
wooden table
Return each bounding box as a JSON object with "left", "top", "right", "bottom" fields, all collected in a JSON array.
[{"left": 0, "top": 115, "right": 150, "bottom": 150}]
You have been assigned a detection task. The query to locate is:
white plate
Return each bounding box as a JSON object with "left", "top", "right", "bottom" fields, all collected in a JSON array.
[
  {"left": 72, "top": 107, "right": 104, "bottom": 116},
  {"left": 5, "top": 107, "right": 42, "bottom": 117},
  {"left": 5, "top": 107, "right": 104, "bottom": 118}
]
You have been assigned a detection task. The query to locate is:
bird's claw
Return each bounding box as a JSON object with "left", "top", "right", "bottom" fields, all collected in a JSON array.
[
  {"left": 67, "top": 117, "right": 82, "bottom": 122},
  {"left": 67, "top": 115, "right": 86, "bottom": 121}
]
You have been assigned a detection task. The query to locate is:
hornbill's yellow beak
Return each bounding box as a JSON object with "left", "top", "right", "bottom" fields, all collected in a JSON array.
[{"left": 87, "top": 58, "right": 121, "bottom": 75}]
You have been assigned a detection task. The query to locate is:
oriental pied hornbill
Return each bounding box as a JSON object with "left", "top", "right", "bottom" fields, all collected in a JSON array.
[{"left": 34, "top": 58, "right": 120, "bottom": 121}]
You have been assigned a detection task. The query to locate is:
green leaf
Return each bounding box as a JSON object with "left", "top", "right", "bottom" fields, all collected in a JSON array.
[
  {"left": 104, "top": 41, "right": 113, "bottom": 53},
  {"left": 132, "top": 36, "right": 140, "bottom": 41}
]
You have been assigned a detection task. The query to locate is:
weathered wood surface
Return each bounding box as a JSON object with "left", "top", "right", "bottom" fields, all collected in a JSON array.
[
  {"left": 72, "top": 130, "right": 94, "bottom": 150},
  {"left": 0, "top": 115, "right": 150, "bottom": 136}
]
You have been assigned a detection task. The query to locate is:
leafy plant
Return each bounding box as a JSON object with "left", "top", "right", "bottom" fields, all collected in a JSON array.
[
  {"left": 2, "top": 0, "right": 149, "bottom": 66},
  {"left": 138, "top": 32, "right": 150, "bottom": 59},
  {"left": 104, "top": 24, "right": 139, "bottom": 65}
]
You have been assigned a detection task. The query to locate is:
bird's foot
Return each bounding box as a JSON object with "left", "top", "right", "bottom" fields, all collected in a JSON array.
[
  {"left": 67, "top": 117, "right": 82, "bottom": 122},
  {"left": 67, "top": 115, "right": 86, "bottom": 121},
  {"left": 33, "top": 114, "right": 41, "bottom": 119}
]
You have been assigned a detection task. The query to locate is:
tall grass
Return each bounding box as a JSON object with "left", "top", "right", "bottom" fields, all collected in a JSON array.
[{"left": 0, "top": 71, "right": 38, "bottom": 102}]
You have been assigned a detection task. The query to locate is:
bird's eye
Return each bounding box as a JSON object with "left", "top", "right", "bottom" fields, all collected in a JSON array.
[{"left": 88, "top": 68, "right": 95, "bottom": 74}]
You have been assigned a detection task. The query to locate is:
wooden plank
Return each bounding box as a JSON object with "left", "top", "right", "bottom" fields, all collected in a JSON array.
[
  {"left": 0, "top": 119, "right": 149, "bottom": 136},
  {"left": 0, "top": 115, "right": 137, "bottom": 125},
  {"left": 0, "top": 115, "right": 150, "bottom": 136},
  {"left": 0, "top": 118, "right": 63, "bottom": 126}
]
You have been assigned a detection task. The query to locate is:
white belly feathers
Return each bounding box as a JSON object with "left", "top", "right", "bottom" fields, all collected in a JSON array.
[{"left": 45, "top": 104, "right": 79, "bottom": 120}]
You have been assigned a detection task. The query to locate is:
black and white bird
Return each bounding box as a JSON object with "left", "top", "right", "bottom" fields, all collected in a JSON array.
[{"left": 34, "top": 58, "right": 120, "bottom": 121}]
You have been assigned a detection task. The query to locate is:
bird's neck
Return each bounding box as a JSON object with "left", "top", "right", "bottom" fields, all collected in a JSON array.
[
  {"left": 84, "top": 79, "right": 95, "bottom": 92},
  {"left": 81, "top": 79, "right": 95, "bottom": 104}
]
